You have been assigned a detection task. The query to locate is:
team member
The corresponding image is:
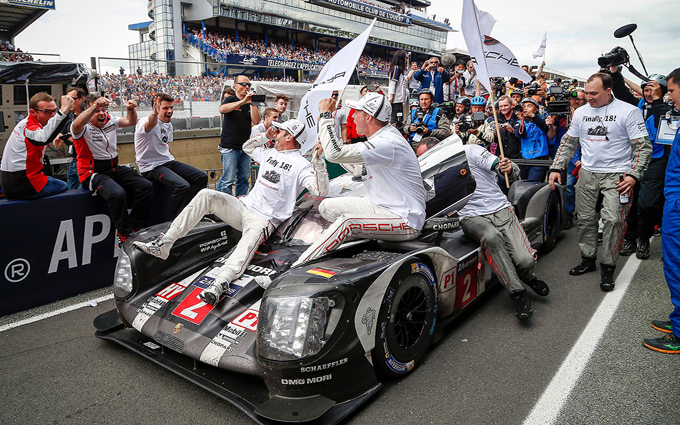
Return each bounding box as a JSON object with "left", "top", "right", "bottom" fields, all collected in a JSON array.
[
  {"left": 135, "top": 120, "right": 328, "bottom": 305},
  {"left": 549, "top": 73, "right": 651, "bottom": 291},
  {"left": 62, "top": 86, "right": 86, "bottom": 190},
  {"left": 250, "top": 108, "right": 280, "bottom": 139},
  {"left": 71, "top": 95, "right": 152, "bottom": 245},
  {"left": 0, "top": 92, "right": 73, "bottom": 199},
  {"left": 293, "top": 93, "right": 426, "bottom": 266},
  {"left": 217, "top": 75, "right": 261, "bottom": 196},
  {"left": 135, "top": 93, "right": 208, "bottom": 220},
  {"left": 643, "top": 67, "right": 680, "bottom": 353},
  {"left": 460, "top": 144, "right": 550, "bottom": 321},
  {"left": 274, "top": 94, "right": 289, "bottom": 122}
]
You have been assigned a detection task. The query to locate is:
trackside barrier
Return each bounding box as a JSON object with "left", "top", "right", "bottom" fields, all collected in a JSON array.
[{"left": 0, "top": 183, "right": 174, "bottom": 317}]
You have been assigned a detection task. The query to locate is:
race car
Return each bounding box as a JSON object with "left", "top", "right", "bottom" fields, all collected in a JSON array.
[{"left": 94, "top": 135, "right": 565, "bottom": 424}]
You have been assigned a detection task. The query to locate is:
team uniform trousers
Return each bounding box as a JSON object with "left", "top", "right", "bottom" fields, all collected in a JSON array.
[
  {"left": 663, "top": 198, "right": 680, "bottom": 338},
  {"left": 460, "top": 207, "right": 536, "bottom": 294},
  {"left": 142, "top": 160, "right": 208, "bottom": 219},
  {"left": 294, "top": 197, "right": 420, "bottom": 266},
  {"left": 575, "top": 169, "right": 629, "bottom": 266},
  {"left": 87, "top": 166, "right": 153, "bottom": 235},
  {"left": 164, "top": 189, "right": 275, "bottom": 284},
  {"left": 637, "top": 156, "right": 667, "bottom": 241}
]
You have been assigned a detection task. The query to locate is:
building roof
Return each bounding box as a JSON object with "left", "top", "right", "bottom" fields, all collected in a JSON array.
[{"left": 0, "top": 1, "right": 51, "bottom": 40}]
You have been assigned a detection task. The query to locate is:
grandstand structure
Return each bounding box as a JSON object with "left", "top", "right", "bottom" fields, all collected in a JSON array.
[{"left": 128, "top": 0, "right": 454, "bottom": 81}]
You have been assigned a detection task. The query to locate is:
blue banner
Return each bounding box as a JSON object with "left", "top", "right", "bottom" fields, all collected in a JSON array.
[{"left": 8, "top": 0, "right": 55, "bottom": 10}]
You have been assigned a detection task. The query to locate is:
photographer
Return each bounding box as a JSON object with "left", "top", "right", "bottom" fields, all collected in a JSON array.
[
  {"left": 453, "top": 98, "right": 485, "bottom": 146},
  {"left": 515, "top": 98, "right": 551, "bottom": 182},
  {"left": 413, "top": 57, "right": 451, "bottom": 104},
  {"left": 612, "top": 69, "right": 672, "bottom": 259},
  {"left": 449, "top": 60, "right": 467, "bottom": 100},
  {"left": 403, "top": 90, "right": 451, "bottom": 149}
]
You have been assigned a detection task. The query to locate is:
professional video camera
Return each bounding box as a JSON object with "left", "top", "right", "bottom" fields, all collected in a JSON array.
[
  {"left": 546, "top": 85, "right": 574, "bottom": 115},
  {"left": 526, "top": 83, "right": 541, "bottom": 97},
  {"left": 414, "top": 109, "right": 426, "bottom": 134},
  {"left": 491, "top": 77, "right": 505, "bottom": 96},
  {"left": 453, "top": 112, "right": 486, "bottom": 133},
  {"left": 438, "top": 101, "right": 457, "bottom": 119},
  {"left": 597, "top": 23, "right": 651, "bottom": 83}
]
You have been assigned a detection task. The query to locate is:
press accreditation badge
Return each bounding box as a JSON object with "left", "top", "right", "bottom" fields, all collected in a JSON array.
[{"left": 657, "top": 114, "right": 680, "bottom": 145}]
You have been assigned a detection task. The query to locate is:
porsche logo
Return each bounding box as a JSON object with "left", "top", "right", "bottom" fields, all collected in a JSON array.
[{"left": 173, "top": 323, "right": 184, "bottom": 333}]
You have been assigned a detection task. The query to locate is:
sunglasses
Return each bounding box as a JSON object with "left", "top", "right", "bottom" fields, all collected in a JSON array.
[
  {"left": 236, "top": 82, "right": 252, "bottom": 87},
  {"left": 331, "top": 94, "right": 339, "bottom": 98},
  {"left": 36, "top": 109, "right": 58, "bottom": 115}
]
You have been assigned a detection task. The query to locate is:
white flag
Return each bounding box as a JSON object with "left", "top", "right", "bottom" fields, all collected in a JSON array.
[
  {"left": 461, "top": 0, "right": 532, "bottom": 91},
  {"left": 533, "top": 32, "right": 547, "bottom": 59},
  {"left": 297, "top": 19, "right": 376, "bottom": 153}
]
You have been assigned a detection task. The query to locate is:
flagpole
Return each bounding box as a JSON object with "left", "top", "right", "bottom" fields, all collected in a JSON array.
[{"left": 488, "top": 89, "right": 510, "bottom": 188}]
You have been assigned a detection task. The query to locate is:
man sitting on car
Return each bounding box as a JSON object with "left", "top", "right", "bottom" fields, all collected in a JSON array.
[
  {"left": 134, "top": 119, "right": 328, "bottom": 305},
  {"left": 459, "top": 144, "right": 550, "bottom": 321}
]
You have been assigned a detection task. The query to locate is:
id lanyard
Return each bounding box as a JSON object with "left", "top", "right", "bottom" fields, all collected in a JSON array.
[{"left": 657, "top": 110, "right": 680, "bottom": 145}]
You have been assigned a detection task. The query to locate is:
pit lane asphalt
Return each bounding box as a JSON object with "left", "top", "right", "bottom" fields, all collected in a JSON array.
[{"left": 1, "top": 228, "right": 678, "bottom": 425}]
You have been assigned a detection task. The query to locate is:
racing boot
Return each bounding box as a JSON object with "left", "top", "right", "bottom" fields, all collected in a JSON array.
[
  {"left": 525, "top": 276, "right": 550, "bottom": 296},
  {"left": 569, "top": 256, "right": 597, "bottom": 276},
  {"left": 636, "top": 239, "right": 651, "bottom": 260},
  {"left": 600, "top": 263, "right": 616, "bottom": 292},
  {"left": 133, "top": 233, "right": 173, "bottom": 260},
  {"left": 510, "top": 290, "right": 533, "bottom": 321},
  {"left": 619, "top": 239, "right": 636, "bottom": 257},
  {"left": 200, "top": 277, "right": 230, "bottom": 306},
  {"left": 651, "top": 320, "right": 673, "bottom": 334},
  {"left": 643, "top": 333, "right": 680, "bottom": 354}
]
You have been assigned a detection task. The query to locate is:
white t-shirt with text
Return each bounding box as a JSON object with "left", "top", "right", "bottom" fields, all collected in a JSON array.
[{"left": 134, "top": 116, "right": 174, "bottom": 173}]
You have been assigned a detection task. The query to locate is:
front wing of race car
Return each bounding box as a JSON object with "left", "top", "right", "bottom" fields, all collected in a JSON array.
[{"left": 94, "top": 309, "right": 381, "bottom": 424}]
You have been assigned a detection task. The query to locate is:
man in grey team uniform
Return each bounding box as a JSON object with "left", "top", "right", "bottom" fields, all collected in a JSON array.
[
  {"left": 549, "top": 73, "right": 651, "bottom": 291},
  {"left": 460, "top": 144, "right": 550, "bottom": 321}
]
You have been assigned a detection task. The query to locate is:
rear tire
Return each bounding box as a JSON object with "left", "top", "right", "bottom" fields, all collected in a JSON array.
[{"left": 372, "top": 259, "right": 437, "bottom": 379}]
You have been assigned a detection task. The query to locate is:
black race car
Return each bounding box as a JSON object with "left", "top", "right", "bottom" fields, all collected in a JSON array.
[{"left": 95, "top": 136, "right": 564, "bottom": 424}]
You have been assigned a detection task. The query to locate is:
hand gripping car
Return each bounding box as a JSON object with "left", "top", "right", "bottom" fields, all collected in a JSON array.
[{"left": 94, "top": 135, "right": 565, "bottom": 424}]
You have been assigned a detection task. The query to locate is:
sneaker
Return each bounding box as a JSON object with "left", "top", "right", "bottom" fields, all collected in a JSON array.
[
  {"left": 653, "top": 225, "right": 661, "bottom": 236},
  {"left": 526, "top": 277, "right": 550, "bottom": 296},
  {"left": 200, "top": 277, "right": 229, "bottom": 306},
  {"left": 133, "top": 234, "right": 172, "bottom": 260},
  {"left": 619, "top": 240, "right": 636, "bottom": 257},
  {"left": 636, "top": 239, "right": 650, "bottom": 260},
  {"left": 510, "top": 290, "right": 533, "bottom": 321},
  {"left": 651, "top": 320, "right": 673, "bottom": 334},
  {"left": 643, "top": 332, "right": 680, "bottom": 354},
  {"left": 569, "top": 257, "right": 597, "bottom": 276},
  {"left": 600, "top": 263, "right": 616, "bottom": 292}
]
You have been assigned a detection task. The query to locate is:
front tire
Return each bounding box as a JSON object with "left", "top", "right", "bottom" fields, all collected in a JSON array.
[
  {"left": 541, "top": 190, "right": 561, "bottom": 253},
  {"left": 373, "top": 259, "right": 437, "bottom": 379}
]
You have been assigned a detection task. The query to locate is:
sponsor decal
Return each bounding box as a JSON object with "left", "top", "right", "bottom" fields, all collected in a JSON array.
[
  {"left": 361, "top": 307, "right": 376, "bottom": 335},
  {"left": 193, "top": 275, "right": 215, "bottom": 289},
  {"left": 324, "top": 221, "right": 413, "bottom": 252},
  {"left": 8, "top": 0, "right": 55, "bottom": 10},
  {"left": 231, "top": 308, "right": 259, "bottom": 331},
  {"left": 246, "top": 264, "right": 276, "bottom": 275},
  {"left": 454, "top": 252, "right": 479, "bottom": 310},
  {"left": 411, "top": 262, "right": 436, "bottom": 286},
  {"left": 143, "top": 341, "right": 161, "bottom": 350},
  {"left": 439, "top": 266, "right": 455, "bottom": 293},
  {"left": 132, "top": 270, "right": 199, "bottom": 332},
  {"left": 171, "top": 288, "right": 217, "bottom": 325},
  {"left": 173, "top": 323, "right": 183, "bottom": 334},
  {"left": 307, "top": 267, "right": 338, "bottom": 278},
  {"left": 301, "top": 358, "right": 348, "bottom": 373},
  {"left": 198, "top": 232, "right": 228, "bottom": 254},
  {"left": 199, "top": 301, "right": 261, "bottom": 366},
  {"left": 281, "top": 374, "right": 333, "bottom": 385},
  {"left": 224, "top": 282, "right": 244, "bottom": 298},
  {"left": 384, "top": 349, "right": 415, "bottom": 373}
]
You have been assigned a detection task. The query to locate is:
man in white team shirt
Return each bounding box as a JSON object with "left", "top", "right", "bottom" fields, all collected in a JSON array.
[
  {"left": 135, "top": 93, "right": 208, "bottom": 219},
  {"left": 134, "top": 119, "right": 328, "bottom": 305},
  {"left": 250, "top": 107, "right": 279, "bottom": 140},
  {"left": 549, "top": 72, "right": 651, "bottom": 291},
  {"left": 293, "top": 92, "right": 426, "bottom": 266},
  {"left": 459, "top": 144, "right": 550, "bottom": 321}
]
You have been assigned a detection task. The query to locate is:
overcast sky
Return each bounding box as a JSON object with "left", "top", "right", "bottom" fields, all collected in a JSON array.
[{"left": 14, "top": 0, "right": 679, "bottom": 80}]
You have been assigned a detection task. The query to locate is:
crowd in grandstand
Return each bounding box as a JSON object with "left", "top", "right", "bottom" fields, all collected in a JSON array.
[
  {"left": 185, "top": 29, "right": 390, "bottom": 73},
  {"left": 0, "top": 41, "right": 33, "bottom": 62},
  {"left": 99, "top": 73, "right": 226, "bottom": 104}
]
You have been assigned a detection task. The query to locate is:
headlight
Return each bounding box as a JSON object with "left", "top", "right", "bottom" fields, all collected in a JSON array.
[
  {"left": 258, "top": 291, "right": 344, "bottom": 361},
  {"left": 113, "top": 251, "right": 133, "bottom": 298}
]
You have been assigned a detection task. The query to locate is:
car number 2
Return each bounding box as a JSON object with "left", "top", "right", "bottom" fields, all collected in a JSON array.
[
  {"left": 171, "top": 288, "right": 216, "bottom": 325},
  {"left": 455, "top": 264, "right": 478, "bottom": 309}
]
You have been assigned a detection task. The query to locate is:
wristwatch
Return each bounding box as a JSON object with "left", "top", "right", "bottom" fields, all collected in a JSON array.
[{"left": 320, "top": 111, "right": 333, "bottom": 119}]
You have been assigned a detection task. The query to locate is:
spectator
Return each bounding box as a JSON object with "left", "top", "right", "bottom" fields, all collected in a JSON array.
[
  {"left": 387, "top": 50, "right": 408, "bottom": 124},
  {"left": 217, "top": 75, "right": 262, "bottom": 196},
  {"left": 449, "top": 60, "right": 467, "bottom": 100},
  {"left": 274, "top": 94, "right": 289, "bottom": 122},
  {"left": 134, "top": 93, "right": 208, "bottom": 220},
  {"left": 119, "top": 66, "right": 125, "bottom": 76},
  {"left": 515, "top": 98, "right": 551, "bottom": 182},
  {"left": 331, "top": 90, "right": 348, "bottom": 144},
  {"left": 485, "top": 95, "right": 522, "bottom": 160},
  {"left": 413, "top": 57, "right": 451, "bottom": 104},
  {"left": 346, "top": 86, "right": 370, "bottom": 144},
  {"left": 403, "top": 90, "right": 451, "bottom": 149},
  {"left": 0, "top": 93, "right": 74, "bottom": 199},
  {"left": 136, "top": 67, "right": 143, "bottom": 76},
  {"left": 71, "top": 95, "right": 152, "bottom": 246},
  {"left": 250, "top": 108, "right": 279, "bottom": 141},
  {"left": 406, "top": 61, "right": 421, "bottom": 97}
]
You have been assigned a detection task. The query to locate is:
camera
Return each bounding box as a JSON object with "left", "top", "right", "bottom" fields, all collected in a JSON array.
[
  {"left": 492, "top": 77, "right": 505, "bottom": 95},
  {"left": 526, "top": 83, "right": 541, "bottom": 97},
  {"left": 546, "top": 85, "right": 573, "bottom": 115},
  {"left": 453, "top": 115, "right": 472, "bottom": 133},
  {"left": 598, "top": 46, "right": 630, "bottom": 68},
  {"left": 439, "top": 101, "right": 456, "bottom": 119},
  {"left": 415, "top": 109, "right": 426, "bottom": 134}
]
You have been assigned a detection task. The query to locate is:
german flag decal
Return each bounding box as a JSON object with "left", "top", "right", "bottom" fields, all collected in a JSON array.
[{"left": 307, "top": 268, "right": 338, "bottom": 278}]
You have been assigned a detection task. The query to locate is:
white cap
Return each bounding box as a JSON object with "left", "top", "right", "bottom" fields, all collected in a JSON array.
[
  {"left": 345, "top": 92, "right": 392, "bottom": 122},
  {"left": 272, "top": 119, "right": 307, "bottom": 145}
]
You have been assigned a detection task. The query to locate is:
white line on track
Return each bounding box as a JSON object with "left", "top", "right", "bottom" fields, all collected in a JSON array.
[
  {"left": 0, "top": 293, "right": 114, "bottom": 333},
  {"left": 523, "top": 255, "right": 642, "bottom": 425}
]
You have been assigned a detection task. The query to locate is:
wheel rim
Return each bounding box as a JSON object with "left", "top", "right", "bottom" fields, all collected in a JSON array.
[{"left": 388, "top": 275, "right": 431, "bottom": 359}]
